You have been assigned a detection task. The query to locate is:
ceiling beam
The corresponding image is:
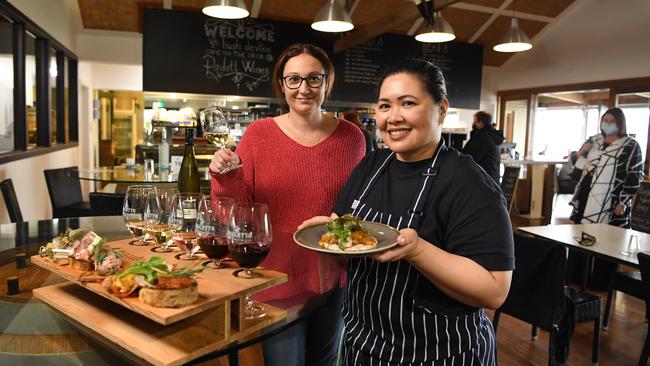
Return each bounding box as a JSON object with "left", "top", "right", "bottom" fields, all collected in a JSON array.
[
  {"left": 468, "top": 0, "right": 512, "bottom": 43},
  {"left": 334, "top": 0, "right": 462, "bottom": 53},
  {"left": 348, "top": 0, "right": 362, "bottom": 16},
  {"left": 163, "top": 0, "right": 172, "bottom": 10},
  {"left": 544, "top": 92, "right": 586, "bottom": 104},
  {"left": 251, "top": 0, "right": 262, "bottom": 18},
  {"left": 407, "top": 17, "right": 424, "bottom": 36},
  {"left": 450, "top": 3, "right": 553, "bottom": 23}
]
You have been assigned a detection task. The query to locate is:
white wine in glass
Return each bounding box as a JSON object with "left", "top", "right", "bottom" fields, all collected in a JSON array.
[{"left": 200, "top": 104, "right": 242, "bottom": 174}]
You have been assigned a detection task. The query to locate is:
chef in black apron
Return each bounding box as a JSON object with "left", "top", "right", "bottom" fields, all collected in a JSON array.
[{"left": 300, "top": 59, "right": 514, "bottom": 365}]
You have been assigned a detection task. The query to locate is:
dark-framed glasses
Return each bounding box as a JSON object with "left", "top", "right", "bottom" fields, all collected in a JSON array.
[
  {"left": 281, "top": 74, "right": 326, "bottom": 89},
  {"left": 573, "top": 231, "right": 596, "bottom": 247}
]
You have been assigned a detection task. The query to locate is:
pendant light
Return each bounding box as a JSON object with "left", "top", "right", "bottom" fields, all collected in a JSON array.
[
  {"left": 202, "top": 0, "right": 249, "bottom": 19},
  {"left": 311, "top": 0, "right": 354, "bottom": 33},
  {"left": 415, "top": 11, "right": 455, "bottom": 43},
  {"left": 493, "top": 1, "right": 532, "bottom": 52}
]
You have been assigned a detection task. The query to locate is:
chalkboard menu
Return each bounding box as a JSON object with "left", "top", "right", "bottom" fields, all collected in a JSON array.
[
  {"left": 143, "top": 8, "right": 483, "bottom": 109},
  {"left": 631, "top": 181, "right": 650, "bottom": 233},
  {"left": 501, "top": 166, "right": 520, "bottom": 213}
]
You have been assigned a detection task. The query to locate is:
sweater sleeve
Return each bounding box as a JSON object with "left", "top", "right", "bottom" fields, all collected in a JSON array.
[{"left": 210, "top": 121, "right": 259, "bottom": 203}]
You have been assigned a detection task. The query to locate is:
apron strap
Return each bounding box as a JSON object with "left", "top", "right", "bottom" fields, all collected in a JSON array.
[
  {"left": 351, "top": 152, "right": 394, "bottom": 211},
  {"left": 406, "top": 141, "right": 449, "bottom": 228}
]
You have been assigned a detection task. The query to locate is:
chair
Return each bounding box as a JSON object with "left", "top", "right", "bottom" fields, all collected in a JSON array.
[
  {"left": 493, "top": 231, "right": 601, "bottom": 365},
  {"left": 603, "top": 180, "right": 650, "bottom": 329},
  {"left": 0, "top": 178, "right": 23, "bottom": 223},
  {"left": 637, "top": 251, "right": 650, "bottom": 366},
  {"left": 43, "top": 167, "right": 92, "bottom": 218},
  {"left": 90, "top": 192, "right": 125, "bottom": 216}
]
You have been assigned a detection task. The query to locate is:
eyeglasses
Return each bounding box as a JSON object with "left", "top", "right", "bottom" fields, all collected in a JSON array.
[
  {"left": 573, "top": 231, "right": 596, "bottom": 247},
  {"left": 281, "top": 74, "right": 326, "bottom": 89}
]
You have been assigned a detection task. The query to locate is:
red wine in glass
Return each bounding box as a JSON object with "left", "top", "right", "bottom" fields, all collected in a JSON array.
[
  {"left": 230, "top": 242, "right": 270, "bottom": 269},
  {"left": 198, "top": 234, "right": 230, "bottom": 267}
]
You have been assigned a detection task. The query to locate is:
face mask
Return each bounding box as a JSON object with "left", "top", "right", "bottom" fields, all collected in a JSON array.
[{"left": 600, "top": 122, "right": 618, "bottom": 135}]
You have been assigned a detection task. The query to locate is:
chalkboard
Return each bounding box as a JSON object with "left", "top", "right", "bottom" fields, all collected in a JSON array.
[
  {"left": 143, "top": 9, "right": 483, "bottom": 109},
  {"left": 501, "top": 166, "right": 520, "bottom": 214},
  {"left": 631, "top": 181, "right": 650, "bottom": 233}
]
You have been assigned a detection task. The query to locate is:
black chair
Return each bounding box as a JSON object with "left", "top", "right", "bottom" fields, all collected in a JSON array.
[
  {"left": 637, "top": 251, "right": 650, "bottom": 366},
  {"left": 0, "top": 178, "right": 23, "bottom": 223},
  {"left": 90, "top": 192, "right": 125, "bottom": 216},
  {"left": 43, "top": 167, "right": 92, "bottom": 218},
  {"left": 493, "top": 231, "right": 601, "bottom": 365},
  {"left": 603, "top": 180, "right": 650, "bottom": 330}
]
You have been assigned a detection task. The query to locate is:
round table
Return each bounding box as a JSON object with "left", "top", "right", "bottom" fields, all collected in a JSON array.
[{"left": 0, "top": 216, "right": 324, "bottom": 366}]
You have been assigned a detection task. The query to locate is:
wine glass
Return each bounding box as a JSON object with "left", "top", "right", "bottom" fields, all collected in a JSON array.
[
  {"left": 123, "top": 185, "right": 155, "bottom": 246},
  {"left": 169, "top": 193, "right": 200, "bottom": 260},
  {"left": 200, "top": 104, "right": 242, "bottom": 174},
  {"left": 228, "top": 202, "right": 272, "bottom": 319},
  {"left": 145, "top": 188, "right": 176, "bottom": 250},
  {"left": 196, "top": 195, "right": 234, "bottom": 268}
]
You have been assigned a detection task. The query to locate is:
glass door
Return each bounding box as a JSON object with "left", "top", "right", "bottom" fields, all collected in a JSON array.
[{"left": 500, "top": 97, "right": 530, "bottom": 160}]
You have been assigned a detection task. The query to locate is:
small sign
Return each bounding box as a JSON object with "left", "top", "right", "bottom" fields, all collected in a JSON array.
[{"left": 170, "top": 156, "right": 183, "bottom": 175}]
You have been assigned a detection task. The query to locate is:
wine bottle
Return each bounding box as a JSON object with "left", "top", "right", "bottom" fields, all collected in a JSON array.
[{"left": 177, "top": 128, "right": 200, "bottom": 193}]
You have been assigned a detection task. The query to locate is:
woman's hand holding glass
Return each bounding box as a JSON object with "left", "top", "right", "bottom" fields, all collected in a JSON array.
[{"left": 201, "top": 105, "right": 242, "bottom": 174}]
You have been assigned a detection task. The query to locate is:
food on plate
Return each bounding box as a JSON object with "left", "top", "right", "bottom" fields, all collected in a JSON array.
[
  {"left": 101, "top": 256, "right": 203, "bottom": 308},
  {"left": 319, "top": 214, "right": 378, "bottom": 252},
  {"left": 39, "top": 228, "right": 85, "bottom": 259}
]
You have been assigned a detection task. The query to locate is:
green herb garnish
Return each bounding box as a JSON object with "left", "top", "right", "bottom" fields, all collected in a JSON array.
[
  {"left": 326, "top": 214, "right": 365, "bottom": 251},
  {"left": 118, "top": 256, "right": 203, "bottom": 284}
]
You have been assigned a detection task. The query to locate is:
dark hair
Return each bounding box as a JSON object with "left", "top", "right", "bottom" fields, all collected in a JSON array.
[
  {"left": 272, "top": 43, "right": 335, "bottom": 101},
  {"left": 378, "top": 58, "right": 447, "bottom": 104},
  {"left": 600, "top": 107, "right": 627, "bottom": 137},
  {"left": 341, "top": 111, "right": 362, "bottom": 127},
  {"left": 474, "top": 111, "right": 492, "bottom": 127}
]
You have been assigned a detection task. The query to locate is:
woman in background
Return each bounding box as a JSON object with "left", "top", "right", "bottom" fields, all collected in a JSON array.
[
  {"left": 569, "top": 107, "right": 644, "bottom": 288},
  {"left": 301, "top": 59, "right": 514, "bottom": 365},
  {"left": 210, "top": 43, "right": 365, "bottom": 365},
  {"left": 341, "top": 111, "right": 377, "bottom": 155}
]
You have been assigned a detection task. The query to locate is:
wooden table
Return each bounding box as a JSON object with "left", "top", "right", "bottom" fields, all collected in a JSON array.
[{"left": 519, "top": 223, "right": 650, "bottom": 268}]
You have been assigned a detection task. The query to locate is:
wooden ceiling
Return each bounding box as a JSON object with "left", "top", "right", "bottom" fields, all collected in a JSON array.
[{"left": 77, "top": 0, "right": 577, "bottom": 67}]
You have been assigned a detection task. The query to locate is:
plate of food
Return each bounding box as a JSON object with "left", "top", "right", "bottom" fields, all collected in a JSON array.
[{"left": 293, "top": 214, "right": 400, "bottom": 256}]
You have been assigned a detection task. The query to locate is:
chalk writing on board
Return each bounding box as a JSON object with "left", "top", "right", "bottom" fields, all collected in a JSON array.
[{"left": 202, "top": 19, "right": 274, "bottom": 92}]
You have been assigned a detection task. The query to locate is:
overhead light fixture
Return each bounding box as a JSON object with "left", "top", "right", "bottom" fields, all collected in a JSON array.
[
  {"left": 415, "top": 11, "right": 455, "bottom": 43},
  {"left": 311, "top": 0, "right": 354, "bottom": 33},
  {"left": 202, "top": 0, "right": 249, "bottom": 19},
  {"left": 493, "top": 2, "right": 532, "bottom": 52}
]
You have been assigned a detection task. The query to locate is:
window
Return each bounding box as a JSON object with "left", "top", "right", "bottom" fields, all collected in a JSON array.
[
  {"left": 0, "top": 17, "right": 12, "bottom": 153},
  {"left": 618, "top": 92, "right": 649, "bottom": 162},
  {"left": 26, "top": 32, "right": 36, "bottom": 147}
]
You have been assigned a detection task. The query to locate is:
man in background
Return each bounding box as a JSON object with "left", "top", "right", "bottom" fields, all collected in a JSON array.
[
  {"left": 462, "top": 111, "right": 504, "bottom": 183},
  {"left": 341, "top": 112, "right": 377, "bottom": 155}
]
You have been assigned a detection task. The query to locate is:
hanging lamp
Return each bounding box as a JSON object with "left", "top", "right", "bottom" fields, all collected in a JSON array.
[
  {"left": 493, "top": 2, "right": 532, "bottom": 52},
  {"left": 311, "top": 0, "right": 354, "bottom": 33},
  {"left": 415, "top": 11, "right": 455, "bottom": 43},
  {"left": 202, "top": 0, "right": 249, "bottom": 19}
]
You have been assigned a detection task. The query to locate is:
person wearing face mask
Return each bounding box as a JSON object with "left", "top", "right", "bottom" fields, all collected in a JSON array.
[
  {"left": 300, "top": 59, "right": 514, "bottom": 365},
  {"left": 461, "top": 111, "right": 504, "bottom": 183},
  {"left": 568, "top": 107, "right": 644, "bottom": 288},
  {"left": 209, "top": 43, "right": 365, "bottom": 366}
]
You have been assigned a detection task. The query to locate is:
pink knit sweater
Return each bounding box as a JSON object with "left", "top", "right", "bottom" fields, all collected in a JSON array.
[{"left": 211, "top": 117, "right": 365, "bottom": 302}]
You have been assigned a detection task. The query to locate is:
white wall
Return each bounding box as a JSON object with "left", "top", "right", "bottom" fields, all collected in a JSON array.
[
  {"left": 7, "top": 0, "right": 81, "bottom": 52},
  {"left": 485, "top": 0, "right": 650, "bottom": 93}
]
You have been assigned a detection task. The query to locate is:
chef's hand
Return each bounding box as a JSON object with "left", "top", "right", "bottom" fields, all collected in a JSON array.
[
  {"left": 298, "top": 213, "right": 338, "bottom": 231},
  {"left": 209, "top": 149, "right": 241, "bottom": 174},
  {"left": 613, "top": 203, "right": 625, "bottom": 216},
  {"left": 373, "top": 228, "right": 425, "bottom": 263}
]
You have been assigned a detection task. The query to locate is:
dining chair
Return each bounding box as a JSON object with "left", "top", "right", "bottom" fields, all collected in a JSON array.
[
  {"left": 0, "top": 178, "right": 23, "bottom": 223},
  {"left": 603, "top": 180, "right": 650, "bottom": 330},
  {"left": 89, "top": 192, "right": 125, "bottom": 216},
  {"left": 43, "top": 167, "right": 92, "bottom": 218},
  {"left": 493, "top": 231, "right": 601, "bottom": 366},
  {"left": 637, "top": 251, "right": 650, "bottom": 366}
]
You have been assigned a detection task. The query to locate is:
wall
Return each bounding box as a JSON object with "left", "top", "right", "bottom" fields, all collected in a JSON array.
[
  {"left": 484, "top": 0, "right": 650, "bottom": 93},
  {"left": 77, "top": 30, "right": 142, "bottom": 65},
  {"left": 7, "top": 0, "right": 81, "bottom": 52}
]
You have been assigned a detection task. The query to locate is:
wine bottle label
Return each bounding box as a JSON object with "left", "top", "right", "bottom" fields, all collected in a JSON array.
[{"left": 183, "top": 208, "right": 197, "bottom": 220}]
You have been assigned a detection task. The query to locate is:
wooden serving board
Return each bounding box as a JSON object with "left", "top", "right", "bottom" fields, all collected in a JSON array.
[
  {"left": 34, "top": 282, "right": 286, "bottom": 366},
  {"left": 31, "top": 238, "right": 287, "bottom": 325}
]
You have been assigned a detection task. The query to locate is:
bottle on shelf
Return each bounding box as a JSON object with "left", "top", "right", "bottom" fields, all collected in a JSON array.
[
  {"left": 177, "top": 128, "right": 200, "bottom": 194},
  {"left": 158, "top": 127, "right": 170, "bottom": 176}
]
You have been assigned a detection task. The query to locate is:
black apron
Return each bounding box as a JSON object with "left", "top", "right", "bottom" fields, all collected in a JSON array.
[{"left": 341, "top": 143, "right": 497, "bottom": 366}]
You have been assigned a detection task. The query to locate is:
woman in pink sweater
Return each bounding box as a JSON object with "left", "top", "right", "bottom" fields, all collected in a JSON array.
[{"left": 209, "top": 43, "right": 365, "bottom": 366}]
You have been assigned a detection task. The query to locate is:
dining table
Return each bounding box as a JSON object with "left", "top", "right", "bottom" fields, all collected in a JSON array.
[
  {"left": 518, "top": 223, "right": 650, "bottom": 268},
  {"left": 0, "top": 216, "right": 328, "bottom": 366}
]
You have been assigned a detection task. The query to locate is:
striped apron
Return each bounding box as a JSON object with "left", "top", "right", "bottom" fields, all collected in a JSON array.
[{"left": 341, "top": 143, "right": 497, "bottom": 366}]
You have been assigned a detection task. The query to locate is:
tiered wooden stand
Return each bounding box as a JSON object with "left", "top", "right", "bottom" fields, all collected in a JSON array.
[{"left": 31, "top": 238, "right": 287, "bottom": 366}]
